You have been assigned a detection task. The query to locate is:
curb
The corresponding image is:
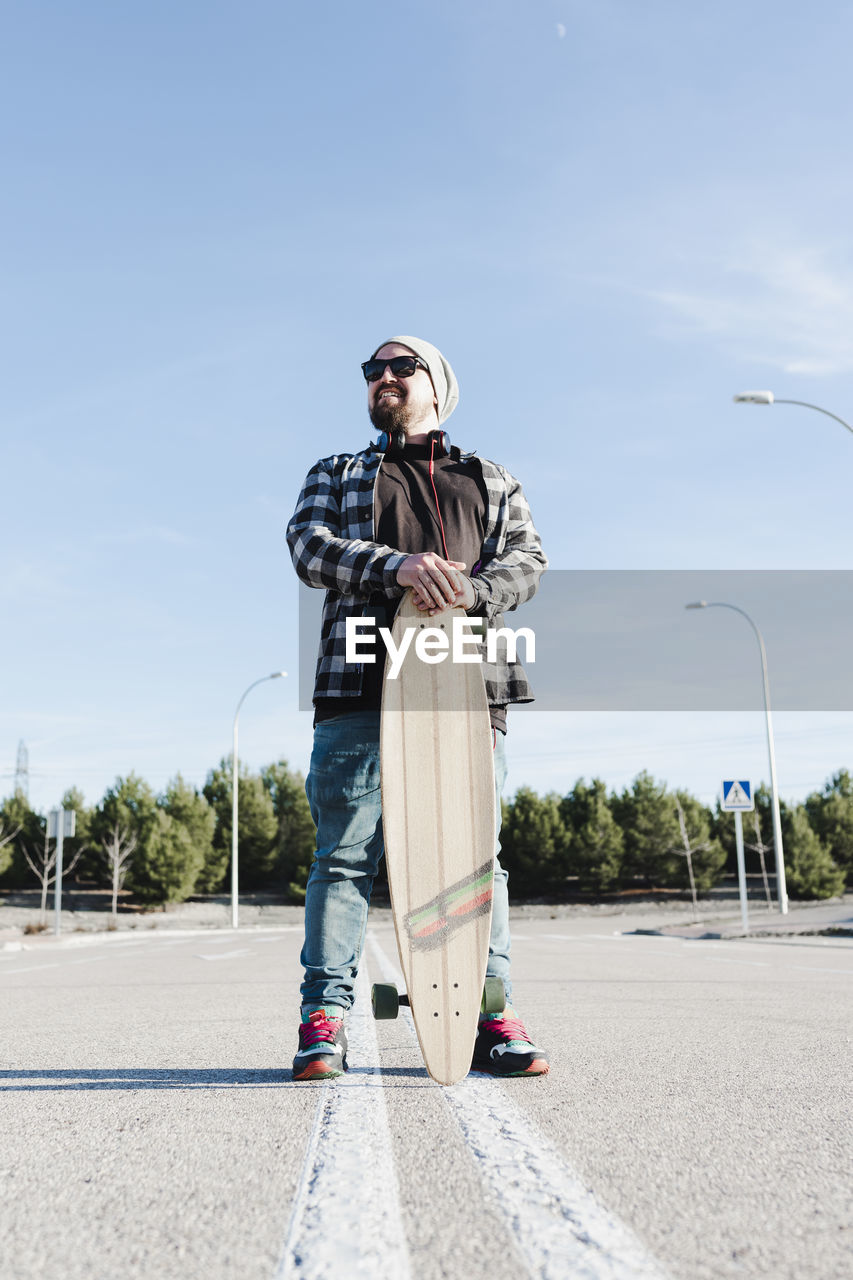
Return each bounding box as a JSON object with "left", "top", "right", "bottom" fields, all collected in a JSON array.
[{"left": 628, "top": 923, "right": 853, "bottom": 942}]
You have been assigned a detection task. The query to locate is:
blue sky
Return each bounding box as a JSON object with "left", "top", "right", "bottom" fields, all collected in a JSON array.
[{"left": 2, "top": 0, "right": 852, "bottom": 813}]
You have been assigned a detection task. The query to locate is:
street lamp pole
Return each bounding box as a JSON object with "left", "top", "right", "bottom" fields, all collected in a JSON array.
[
  {"left": 231, "top": 671, "right": 287, "bottom": 929},
  {"left": 733, "top": 391, "right": 853, "bottom": 437},
  {"left": 685, "top": 601, "right": 789, "bottom": 913},
  {"left": 728, "top": 388, "right": 849, "bottom": 906}
]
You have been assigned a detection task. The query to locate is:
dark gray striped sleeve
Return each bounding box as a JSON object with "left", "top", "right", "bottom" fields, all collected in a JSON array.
[
  {"left": 472, "top": 466, "right": 547, "bottom": 617},
  {"left": 287, "top": 457, "right": 408, "bottom": 597}
]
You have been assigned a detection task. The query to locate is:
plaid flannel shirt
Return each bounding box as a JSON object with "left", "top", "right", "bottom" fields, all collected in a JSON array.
[{"left": 286, "top": 447, "right": 547, "bottom": 706}]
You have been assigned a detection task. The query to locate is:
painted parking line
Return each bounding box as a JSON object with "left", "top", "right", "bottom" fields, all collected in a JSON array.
[
  {"left": 274, "top": 966, "right": 411, "bottom": 1280},
  {"left": 367, "top": 932, "right": 668, "bottom": 1280}
]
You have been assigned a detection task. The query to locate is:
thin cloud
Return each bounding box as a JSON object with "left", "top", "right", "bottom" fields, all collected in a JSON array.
[{"left": 647, "top": 242, "right": 853, "bottom": 375}]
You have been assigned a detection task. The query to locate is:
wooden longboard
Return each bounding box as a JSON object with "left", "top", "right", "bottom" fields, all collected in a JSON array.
[{"left": 380, "top": 590, "right": 496, "bottom": 1085}]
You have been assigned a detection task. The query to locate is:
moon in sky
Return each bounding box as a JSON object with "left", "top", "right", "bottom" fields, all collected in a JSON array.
[{"left": 556, "top": 23, "right": 567, "bottom": 38}]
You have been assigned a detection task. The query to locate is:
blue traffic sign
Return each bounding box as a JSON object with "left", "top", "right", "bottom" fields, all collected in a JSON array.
[{"left": 721, "top": 780, "right": 754, "bottom": 811}]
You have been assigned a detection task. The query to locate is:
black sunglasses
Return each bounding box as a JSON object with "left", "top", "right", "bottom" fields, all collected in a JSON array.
[{"left": 361, "top": 355, "right": 430, "bottom": 383}]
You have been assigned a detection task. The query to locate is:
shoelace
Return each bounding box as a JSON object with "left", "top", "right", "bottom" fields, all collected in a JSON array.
[
  {"left": 480, "top": 1015, "right": 530, "bottom": 1044},
  {"left": 300, "top": 1011, "right": 342, "bottom": 1048}
]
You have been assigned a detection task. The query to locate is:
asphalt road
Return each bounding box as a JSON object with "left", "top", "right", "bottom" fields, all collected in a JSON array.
[{"left": 1, "top": 916, "right": 850, "bottom": 1280}]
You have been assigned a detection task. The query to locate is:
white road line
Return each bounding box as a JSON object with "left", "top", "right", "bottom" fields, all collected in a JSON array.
[
  {"left": 787, "top": 963, "right": 853, "bottom": 976},
  {"left": 1, "top": 955, "right": 127, "bottom": 975},
  {"left": 515, "top": 934, "right": 627, "bottom": 945},
  {"left": 191, "top": 936, "right": 246, "bottom": 946},
  {"left": 193, "top": 949, "right": 256, "bottom": 962},
  {"left": 0, "top": 925, "right": 298, "bottom": 967},
  {"left": 0, "top": 942, "right": 173, "bottom": 967},
  {"left": 443, "top": 1079, "right": 668, "bottom": 1280},
  {"left": 541, "top": 934, "right": 608, "bottom": 943},
  {"left": 274, "top": 966, "right": 412, "bottom": 1280},
  {"left": 521, "top": 934, "right": 691, "bottom": 946},
  {"left": 0, "top": 962, "right": 61, "bottom": 975},
  {"left": 367, "top": 932, "right": 669, "bottom": 1280}
]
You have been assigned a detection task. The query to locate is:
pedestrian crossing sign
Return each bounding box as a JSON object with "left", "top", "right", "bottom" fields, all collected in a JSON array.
[{"left": 721, "top": 780, "right": 753, "bottom": 811}]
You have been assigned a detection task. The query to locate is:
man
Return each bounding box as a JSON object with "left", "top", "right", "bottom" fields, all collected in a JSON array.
[{"left": 286, "top": 335, "right": 548, "bottom": 1081}]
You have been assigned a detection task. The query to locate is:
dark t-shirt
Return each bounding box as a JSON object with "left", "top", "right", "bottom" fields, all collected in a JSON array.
[{"left": 314, "top": 440, "right": 507, "bottom": 732}]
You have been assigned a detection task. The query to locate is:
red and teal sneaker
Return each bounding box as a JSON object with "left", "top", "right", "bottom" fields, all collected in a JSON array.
[
  {"left": 292, "top": 1008, "right": 348, "bottom": 1081},
  {"left": 472, "top": 1008, "right": 550, "bottom": 1077}
]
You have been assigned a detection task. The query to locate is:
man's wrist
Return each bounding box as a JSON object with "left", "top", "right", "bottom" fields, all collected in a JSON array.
[
  {"left": 384, "top": 551, "right": 409, "bottom": 592},
  {"left": 465, "top": 578, "right": 486, "bottom": 614}
]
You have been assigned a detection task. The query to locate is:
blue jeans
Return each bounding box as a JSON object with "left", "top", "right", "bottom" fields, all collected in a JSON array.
[{"left": 301, "top": 710, "right": 511, "bottom": 1013}]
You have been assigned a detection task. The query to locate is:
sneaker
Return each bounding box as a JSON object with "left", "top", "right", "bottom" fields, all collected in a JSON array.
[
  {"left": 292, "top": 1008, "right": 348, "bottom": 1081},
  {"left": 472, "top": 1009, "right": 550, "bottom": 1077}
]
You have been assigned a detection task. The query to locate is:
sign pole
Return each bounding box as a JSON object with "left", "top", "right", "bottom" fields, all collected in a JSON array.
[
  {"left": 721, "top": 781, "right": 754, "bottom": 936},
  {"left": 53, "top": 810, "right": 65, "bottom": 937},
  {"left": 734, "top": 810, "right": 749, "bottom": 935}
]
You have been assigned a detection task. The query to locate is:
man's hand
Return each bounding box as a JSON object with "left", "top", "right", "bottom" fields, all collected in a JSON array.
[{"left": 396, "top": 552, "right": 476, "bottom": 615}]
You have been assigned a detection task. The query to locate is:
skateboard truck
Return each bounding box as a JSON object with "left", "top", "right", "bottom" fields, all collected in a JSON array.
[{"left": 371, "top": 978, "right": 506, "bottom": 1021}]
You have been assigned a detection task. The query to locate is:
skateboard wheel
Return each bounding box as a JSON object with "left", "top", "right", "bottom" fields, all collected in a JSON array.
[
  {"left": 371, "top": 982, "right": 400, "bottom": 1020},
  {"left": 481, "top": 977, "right": 506, "bottom": 1015}
]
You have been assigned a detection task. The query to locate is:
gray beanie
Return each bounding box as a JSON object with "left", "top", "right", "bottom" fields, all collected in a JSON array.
[{"left": 370, "top": 334, "right": 459, "bottom": 424}]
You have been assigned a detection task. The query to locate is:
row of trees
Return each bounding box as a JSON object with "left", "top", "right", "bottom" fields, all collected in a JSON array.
[
  {"left": 1, "top": 764, "right": 850, "bottom": 913},
  {"left": 499, "top": 771, "right": 851, "bottom": 900},
  {"left": 0, "top": 760, "right": 315, "bottom": 918}
]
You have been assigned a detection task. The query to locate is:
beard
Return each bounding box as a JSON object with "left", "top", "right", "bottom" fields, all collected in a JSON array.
[{"left": 369, "top": 395, "right": 412, "bottom": 434}]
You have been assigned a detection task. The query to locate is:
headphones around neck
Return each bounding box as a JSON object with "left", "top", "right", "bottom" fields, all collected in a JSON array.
[{"left": 375, "top": 428, "right": 451, "bottom": 458}]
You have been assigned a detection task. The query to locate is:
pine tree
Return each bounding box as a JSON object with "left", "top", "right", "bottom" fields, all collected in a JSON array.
[
  {"left": 60, "top": 787, "right": 94, "bottom": 884},
  {"left": 203, "top": 758, "right": 277, "bottom": 891},
  {"left": 161, "top": 775, "right": 215, "bottom": 892},
  {"left": 784, "top": 806, "right": 845, "bottom": 900},
  {"left": 261, "top": 761, "right": 316, "bottom": 901},
  {"left": 90, "top": 775, "right": 159, "bottom": 909},
  {"left": 0, "top": 814, "right": 20, "bottom": 880},
  {"left": 499, "top": 787, "right": 568, "bottom": 897},
  {"left": 0, "top": 792, "right": 45, "bottom": 889},
  {"left": 613, "top": 772, "right": 681, "bottom": 889},
  {"left": 560, "top": 778, "right": 623, "bottom": 893},
  {"left": 805, "top": 770, "right": 853, "bottom": 887},
  {"left": 130, "top": 810, "right": 203, "bottom": 907},
  {"left": 670, "top": 792, "right": 726, "bottom": 894}
]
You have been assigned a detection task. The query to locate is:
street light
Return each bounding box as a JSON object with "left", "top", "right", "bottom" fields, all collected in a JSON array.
[
  {"left": 685, "top": 601, "right": 789, "bottom": 913},
  {"left": 733, "top": 391, "right": 853, "bottom": 437},
  {"left": 232, "top": 671, "right": 287, "bottom": 928}
]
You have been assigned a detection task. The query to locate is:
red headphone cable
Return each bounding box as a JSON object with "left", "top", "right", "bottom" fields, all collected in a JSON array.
[{"left": 429, "top": 436, "right": 451, "bottom": 561}]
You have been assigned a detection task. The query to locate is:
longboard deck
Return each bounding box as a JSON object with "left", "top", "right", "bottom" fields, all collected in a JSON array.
[{"left": 380, "top": 591, "right": 496, "bottom": 1085}]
